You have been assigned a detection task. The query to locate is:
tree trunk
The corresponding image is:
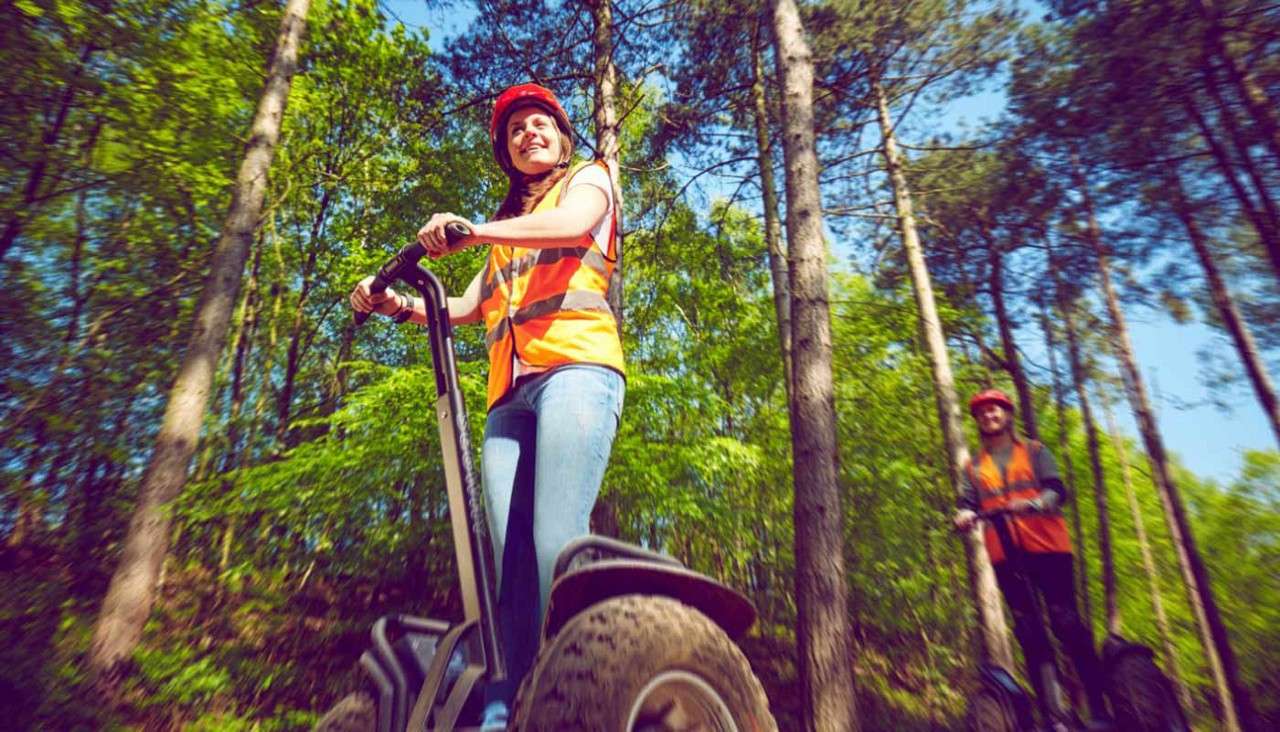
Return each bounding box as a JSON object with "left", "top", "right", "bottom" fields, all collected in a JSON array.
[
  {"left": 86, "top": 0, "right": 311, "bottom": 687},
  {"left": 0, "top": 43, "right": 97, "bottom": 263},
  {"left": 274, "top": 202, "right": 326, "bottom": 446},
  {"left": 987, "top": 241, "right": 1038, "bottom": 439},
  {"left": 1192, "top": 0, "right": 1280, "bottom": 165},
  {"left": 224, "top": 234, "right": 262, "bottom": 466},
  {"left": 1039, "top": 295, "right": 1091, "bottom": 622},
  {"left": 1198, "top": 65, "right": 1280, "bottom": 244},
  {"left": 1061, "top": 299, "right": 1118, "bottom": 634},
  {"left": 1165, "top": 168, "right": 1280, "bottom": 448},
  {"left": 7, "top": 443, "right": 49, "bottom": 548},
  {"left": 586, "top": 0, "right": 624, "bottom": 332},
  {"left": 1182, "top": 97, "right": 1280, "bottom": 283},
  {"left": 1073, "top": 160, "right": 1254, "bottom": 731},
  {"left": 873, "top": 70, "right": 1013, "bottom": 671},
  {"left": 769, "top": 1, "right": 859, "bottom": 728},
  {"left": 751, "top": 28, "right": 792, "bottom": 393},
  {"left": 329, "top": 322, "right": 354, "bottom": 411},
  {"left": 1100, "top": 394, "right": 1194, "bottom": 715}
]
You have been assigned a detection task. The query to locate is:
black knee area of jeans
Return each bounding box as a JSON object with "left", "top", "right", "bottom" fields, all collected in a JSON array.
[{"left": 1046, "top": 602, "right": 1098, "bottom": 666}]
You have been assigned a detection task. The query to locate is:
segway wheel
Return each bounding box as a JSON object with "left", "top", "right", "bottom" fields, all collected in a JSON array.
[
  {"left": 965, "top": 688, "right": 1020, "bottom": 732},
  {"left": 510, "top": 595, "right": 776, "bottom": 731},
  {"left": 313, "top": 691, "right": 375, "bottom": 732},
  {"left": 1106, "top": 652, "right": 1189, "bottom": 732}
]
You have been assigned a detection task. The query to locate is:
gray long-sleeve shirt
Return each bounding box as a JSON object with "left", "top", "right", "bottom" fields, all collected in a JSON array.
[{"left": 959, "top": 441, "right": 1069, "bottom": 511}]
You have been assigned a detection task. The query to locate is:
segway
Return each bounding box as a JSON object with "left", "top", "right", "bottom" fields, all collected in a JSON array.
[
  {"left": 1099, "top": 633, "right": 1190, "bottom": 732},
  {"left": 314, "top": 225, "right": 777, "bottom": 731},
  {"left": 963, "top": 507, "right": 1187, "bottom": 732}
]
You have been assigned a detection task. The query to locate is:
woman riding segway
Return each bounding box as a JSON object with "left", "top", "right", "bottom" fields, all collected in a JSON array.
[{"left": 351, "top": 82, "right": 624, "bottom": 730}]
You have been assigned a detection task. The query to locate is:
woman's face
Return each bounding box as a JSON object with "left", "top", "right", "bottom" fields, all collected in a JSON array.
[{"left": 505, "top": 105, "right": 563, "bottom": 176}]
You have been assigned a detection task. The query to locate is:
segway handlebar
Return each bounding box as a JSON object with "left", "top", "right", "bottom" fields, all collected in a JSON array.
[
  {"left": 348, "top": 219, "right": 507, "bottom": 685},
  {"left": 976, "top": 503, "right": 1046, "bottom": 522},
  {"left": 353, "top": 222, "right": 472, "bottom": 326}
]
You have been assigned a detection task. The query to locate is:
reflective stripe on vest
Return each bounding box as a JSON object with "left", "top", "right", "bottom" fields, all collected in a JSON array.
[
  {"left": 479, "top": 160, "right": 625, "bottom": 408},
  {"left": 968, "top": 441, "right": 1072, "bottom": 563}
]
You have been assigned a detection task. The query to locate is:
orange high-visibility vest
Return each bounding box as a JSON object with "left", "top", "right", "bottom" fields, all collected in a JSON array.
[
  {"left": 479, "top": 160, "right": 625, "bottom": 408},
  {"left": 966, "top": 440, "right": 1072, "bottom": 563}
]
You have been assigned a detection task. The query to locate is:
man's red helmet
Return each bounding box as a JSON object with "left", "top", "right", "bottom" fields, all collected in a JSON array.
[
  {"left": 490, "top": 83, "right": 574, "bottom": 174},
  {"left": 969, "top": 388, "right": 1015, "bottom": 416}
]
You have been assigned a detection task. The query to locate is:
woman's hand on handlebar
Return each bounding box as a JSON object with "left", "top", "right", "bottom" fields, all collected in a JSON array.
[
  {"left": 1005, "top": 495, "right": 1055, "bottom": 515},
  {"left": 418, "top": 213, "right": 478, "bottom": 258},
  {"left": 349, "top": 276, "right": 409, "bottom": 319},
  {"left": 953, "top": 509, "right": 978, "bottom": 532}
]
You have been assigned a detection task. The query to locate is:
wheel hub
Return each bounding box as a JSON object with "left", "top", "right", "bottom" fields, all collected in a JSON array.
[{"left": 625, "top": 670, "right": 739, "bottom": 732}]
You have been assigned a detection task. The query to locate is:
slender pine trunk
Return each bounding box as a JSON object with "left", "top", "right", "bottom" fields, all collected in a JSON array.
[
  {"left": 1061, "top": 299, "right": 1118, "bottom": 633},
  {"left": 873, "top": 69, "right": 1012, "bottom": 671},
  {"left": 751, "top": 29, "right": 792, "bottom": 392},
  {"left": 1099, "top": 394, "right": 1194, "bottom": 715},
  {"left": 587, "top": 0, "right": 624, "bottom": 332},
  {"left": 1039, "top": 294, "right": 1091, "bottom": 622},
  {"left": 1182, "top": 98, "right": 1280, "bottom": 282},
  {"left": 770, "top": 1, "right": 859, "bottom": 728},
  {"left": 0, "top": 43, "right": 97, "bottom": 263},
  {"left": 1192, "top": 0, "right": 1280, "bottom": 165},
  {"left": 1198, "top": 66, "right": 1280, "bottom": 242},
  {"left": 1072, "top": 158, "right": 1254, "bottom": 731},
  {"left": 1165, "top": 168, "right": 1280, "bottom": 447},
  {"left": 987, "top": 241, "right": 1038, "bottom": 439},
  {"left": 86, "top": 0, "right": 311, "bottom": 687}
]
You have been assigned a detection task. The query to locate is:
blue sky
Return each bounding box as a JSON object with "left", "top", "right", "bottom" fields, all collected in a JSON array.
[{"left": 380, "top": 0, "right": 1274, "bottom": 484}]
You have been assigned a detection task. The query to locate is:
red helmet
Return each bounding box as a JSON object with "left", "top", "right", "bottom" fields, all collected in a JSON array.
[
  {"left": 969, "top": 388, "right": 1015, "bottom": 416},
  {"left": 489, "top": 83, "right": 574, "bottom": 173}
]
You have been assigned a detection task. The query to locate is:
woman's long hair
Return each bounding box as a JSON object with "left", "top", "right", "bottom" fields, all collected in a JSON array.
[{"left": 493, "top": 126, "right": 575, "bottom": 220}]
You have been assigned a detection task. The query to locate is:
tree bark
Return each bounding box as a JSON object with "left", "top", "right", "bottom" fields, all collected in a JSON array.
[
  {"left": 987, "top": 241, "right": 1037, "bottom": 439},
  {"left": 1197, "top": 64, "right": 1280, "bottom": 245},
  {"left": 586, "top": 0, "right": 624, "bottom": 333},
  {"left": 1192, "top": 0, "right": 1280, "bottom": 166},
  {"left": 1072, "top": 159, "right": 1254, "bottom": 731},
  {"left": 224, "top": 233, "right": 262, "bottom": 467},
  {"left": 1039, "top": 295, "right": 1091, "bottom": 622},
  {"left": 1182, "top": 97, "right": 1280, "bottom": 283},
  {"left": 1164, "top": 168, "right": 1280, "bottom": 448},
  {"left": 769, "top": 1, "right": 859, "bottom": 728},
  {"left": 0, "top": 43, "right": 97, "bottom": 263},
  {"left": 274, "top": 191, "right": 329, "bottom": 447},
  {"left": 86, "top": 0, "right": 311, "bottom": 687},
  {"left": 751, "top": 28, "right": 792, "bottom": 393},
  {"left": 7, "top": 442, "right": 49, "bottom": 548},
  {"left": 873, "top": 70, "right": 1013, "bottom": 671},
  {"left": 1061, "top": 298, "right": 1117, "bottom": 634},
  {"left": 1100, "top": 394, "right": 1194, "bottom": 715}
]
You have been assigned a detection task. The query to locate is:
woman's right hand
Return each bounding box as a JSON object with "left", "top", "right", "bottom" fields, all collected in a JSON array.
[
  {"left": 418, "top": 213, "right": 478, "bottom": 259},
  {"left": 349, "top": 276, "right": 405, "bottom": 318}
]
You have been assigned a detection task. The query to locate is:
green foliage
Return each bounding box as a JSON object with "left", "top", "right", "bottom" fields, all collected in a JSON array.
[{"left": 135, "top": 643, "right": 231, "bottom": 707}]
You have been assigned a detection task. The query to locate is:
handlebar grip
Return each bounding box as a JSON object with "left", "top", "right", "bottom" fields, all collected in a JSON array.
[
  {"left": 353, "top": 223, "right": 469, "bottom": 326},
  {"left": 444, "top": 221, "right": 471, "bottom": 250},
  {"left": 353, "top": 272, "right": 390, "bottom": 326}
]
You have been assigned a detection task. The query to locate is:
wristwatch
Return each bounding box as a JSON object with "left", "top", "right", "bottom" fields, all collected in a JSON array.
[{"left": 393, "top": 295, "right": 414, "bottom": 324}]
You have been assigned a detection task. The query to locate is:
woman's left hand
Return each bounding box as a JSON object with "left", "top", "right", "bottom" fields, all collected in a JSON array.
[{"left": 418, "top": 213, "right": 478, "bottom": 258}]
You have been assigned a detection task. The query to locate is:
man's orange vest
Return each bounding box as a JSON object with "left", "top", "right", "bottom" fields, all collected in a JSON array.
[
  {"left": 966, "top": 440, "right": 1072, "bottom": 563},
  {"left": 478, "top": 160, "right": 625, "bottom": 409}
]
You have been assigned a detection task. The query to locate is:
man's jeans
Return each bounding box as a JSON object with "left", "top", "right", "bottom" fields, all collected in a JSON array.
[
  {"left": 995, "top": 551, "right": 1108, "bottom": 720},
  {"left": 480, "top": 363, "right": 624, "bottom": 709}
]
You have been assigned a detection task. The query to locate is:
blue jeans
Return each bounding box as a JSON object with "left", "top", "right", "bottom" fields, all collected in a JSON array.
[{"left": 480, "top": 363, "right": 624, "bottom": 709}]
